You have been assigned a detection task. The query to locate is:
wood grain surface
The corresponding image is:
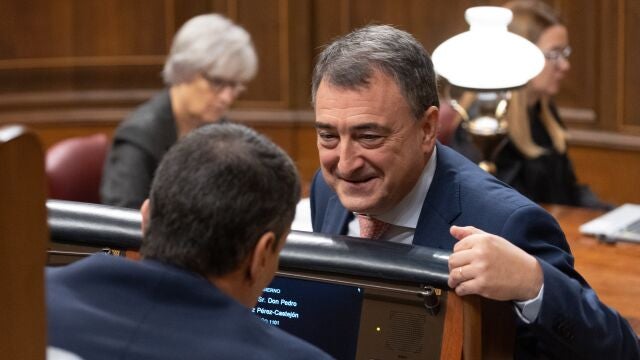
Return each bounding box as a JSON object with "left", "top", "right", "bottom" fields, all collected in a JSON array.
[{"left": 544, "top": 204, "right": 640, "bottom": 335}]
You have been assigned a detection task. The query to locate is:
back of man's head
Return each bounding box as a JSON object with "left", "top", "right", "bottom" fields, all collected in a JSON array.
[
  {"left": 311, "top": 24, "right": 439, "bottom": 119},
  {"left": 140, "top": 123, "right": 300, "bottom": 276}
]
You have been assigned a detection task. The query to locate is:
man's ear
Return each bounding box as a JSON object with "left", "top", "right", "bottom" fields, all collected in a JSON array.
[
  {"left": 140, "top": 199, "right": 150, "bottom": 234},
  {"left": 420, "top": 105, "right": 439, "bottom": 150},
  {"left": 248, "top": 231, "right": 277, "bottom": 283}
]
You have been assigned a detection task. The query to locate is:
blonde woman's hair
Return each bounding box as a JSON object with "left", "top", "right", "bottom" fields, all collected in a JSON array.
[
  {"left": 506, "top": 90, "right": 566, "bottom": 158},
  {"left": 503, "top": 0, "right": 567, "bottom": 158}
]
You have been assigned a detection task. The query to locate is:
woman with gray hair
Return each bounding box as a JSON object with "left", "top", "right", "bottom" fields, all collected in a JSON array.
[{"left": 101, "top": 14, "right": 257, "bottom": 209}]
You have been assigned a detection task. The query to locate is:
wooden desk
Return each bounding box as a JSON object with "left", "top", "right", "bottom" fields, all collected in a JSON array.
[{"left": 544, "top": 205, "right": 640, "bottom": 334}]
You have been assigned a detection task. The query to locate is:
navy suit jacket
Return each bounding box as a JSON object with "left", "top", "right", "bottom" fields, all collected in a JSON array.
[
  {"left": 311, "top": 143, "right": 639, "bottom": 359},
  {"left": 46, "top": 254, "right": 331, "bottom": 360}
]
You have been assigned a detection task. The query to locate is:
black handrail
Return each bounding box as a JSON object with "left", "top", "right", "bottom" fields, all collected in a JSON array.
[{"left": 47, "top": 200, "right": 450, "bottom": 288}]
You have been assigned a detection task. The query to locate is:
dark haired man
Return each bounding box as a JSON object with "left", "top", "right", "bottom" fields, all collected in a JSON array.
[
  {"left": 310, "top": 24, "right": 639, "bottom": 358},
  {"left": 47, "top": 123, "right": 332, "bottom": 360}
]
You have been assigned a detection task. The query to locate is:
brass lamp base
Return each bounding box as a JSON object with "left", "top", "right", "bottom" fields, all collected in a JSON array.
[
  {"left": 478, "top": 161, "right": 497, "bottom": 174},
  {"left": 448, "top": 89, "right": 511, "bottom": 176},
  {"left": 464, "top": 121, "right": 507, "bottom": 175}
]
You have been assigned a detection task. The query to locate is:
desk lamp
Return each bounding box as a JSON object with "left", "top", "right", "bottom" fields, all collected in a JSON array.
[{"left": 432, "top": 6, "right": 544, "bottom": 173}]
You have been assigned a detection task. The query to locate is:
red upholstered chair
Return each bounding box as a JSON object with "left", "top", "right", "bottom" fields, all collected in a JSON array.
[
  {"left": 437, "top": 100, "right": 461, "bottom": 145},
  {"left": 46, "top": 133, "right": 109, "bottom": 203}
]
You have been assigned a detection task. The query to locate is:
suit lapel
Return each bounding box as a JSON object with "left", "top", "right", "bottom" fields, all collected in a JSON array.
[
  {"left": 321, "top": 194, "right": 352, "bottom": 235},
  {"left": 413, "top": 144, "right": 462, "bottom": 250}
]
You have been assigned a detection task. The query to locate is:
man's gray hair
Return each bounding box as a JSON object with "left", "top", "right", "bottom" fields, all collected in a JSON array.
[
  {"left": 163, "top": 14, "right": 258, "bottom": 85},
  {"left": 311, "top": 25, "right": 439, "bottom": 119}
]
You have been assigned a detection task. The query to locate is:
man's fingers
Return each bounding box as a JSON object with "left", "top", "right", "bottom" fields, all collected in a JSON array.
[
  {"left": 450, "top": 225, "right": 485, "bottom": 241},
  {"left": 448, "top": 250, "right": 474, "bottom": 270},
  {"left": 454, "top": 281, "right": 477, "bottom": 297},
  {"left": 447, "top": 262, "right": 476, "bottom": 288}
]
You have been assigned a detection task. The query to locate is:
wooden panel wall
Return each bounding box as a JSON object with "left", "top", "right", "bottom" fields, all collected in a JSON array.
[
  {"left": 0, "top": 0, "right": 638, "bottom": 203},
  {"left": 622, "top": 0, "right": 640, "bottom": 130},
  {"left": 569, "top": 145, "right": 640, "bottom": 204}
]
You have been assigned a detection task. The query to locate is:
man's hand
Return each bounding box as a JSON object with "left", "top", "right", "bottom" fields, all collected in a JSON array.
[{"left": 447, "top": 225, "right": 543, "bottom": 301}]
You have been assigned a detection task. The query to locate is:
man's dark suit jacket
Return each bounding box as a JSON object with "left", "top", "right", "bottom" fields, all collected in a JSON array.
[
  {"left": 46, "top": 254, "right": 332, "bottom": 360},
  {"left": 311, "top": 143, "right": 639, "bottom": 359},
  {"left": 100, "top": 90, "right": 178, "bottom": 209}
]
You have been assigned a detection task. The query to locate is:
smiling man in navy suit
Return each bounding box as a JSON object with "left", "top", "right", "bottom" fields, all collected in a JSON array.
[{"left": 309, "top": 24, "right": 639, "bottom": 359}]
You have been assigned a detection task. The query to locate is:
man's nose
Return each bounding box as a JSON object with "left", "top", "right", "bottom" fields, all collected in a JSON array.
[{"left": 336, "top": 140, "right": 364, "bottom": 175}]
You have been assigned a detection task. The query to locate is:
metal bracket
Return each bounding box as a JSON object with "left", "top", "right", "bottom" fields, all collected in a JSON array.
[{"left": 422, "top": 285, "right": 440, "bottom": 316}]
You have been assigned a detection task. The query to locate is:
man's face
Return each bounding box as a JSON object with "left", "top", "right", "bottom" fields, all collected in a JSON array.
[
  {"left": 251, "top": 231, "right": 288, "bottom": 304},
  {"left": 314, "top": 70, "right": 438, "bottom": 215}
]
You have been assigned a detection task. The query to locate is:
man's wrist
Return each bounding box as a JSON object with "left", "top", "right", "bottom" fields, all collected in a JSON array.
[
  {"left": 520, "top": 255, "right": 543, "bottom": 301},
  {"left": 514, "top": 284, "right": 545, "bottom": 323}
]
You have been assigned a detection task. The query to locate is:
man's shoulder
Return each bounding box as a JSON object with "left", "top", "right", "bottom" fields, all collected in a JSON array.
[
  {"left": 251, "top": 322, "right": 333, "bottom": 359},
  {"left": 46, "top": 254, "right": 202, "bottom": 295},
  {"left": 46, "top": 256, "right": 332, "bottom": 359},
  {"left": 188, "top": 301, "right": 332, "bottom": 359},
  {"left": 436, "top": 144, "right": 548, "bottom": 226},
  {"left": 438, "top": 144, "right": 532, "bottom": 208},
  {"left": 47, "top": 253, "right": 128, "bottom": 281},
  {"left": 46, "top": 255, "right": 155, "bottom": 302}
]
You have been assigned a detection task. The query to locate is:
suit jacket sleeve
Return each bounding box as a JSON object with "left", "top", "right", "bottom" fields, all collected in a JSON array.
[{"left": 500, "top": 205, "right": 639, "bottom": 358}]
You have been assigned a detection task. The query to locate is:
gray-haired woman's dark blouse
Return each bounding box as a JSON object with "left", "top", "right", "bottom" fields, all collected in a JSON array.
[{"left": 100, "top": 90, "right": 178, "bottom": 209}]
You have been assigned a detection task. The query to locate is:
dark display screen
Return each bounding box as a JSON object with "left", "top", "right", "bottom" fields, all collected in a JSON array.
[{"left": 253, "top": 276, "right": 364, "bottom": 360}]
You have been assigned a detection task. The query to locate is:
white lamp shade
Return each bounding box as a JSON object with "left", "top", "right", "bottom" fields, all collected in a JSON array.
[{"left": 432, "top": 6, "right": 545, "bottom": 90}]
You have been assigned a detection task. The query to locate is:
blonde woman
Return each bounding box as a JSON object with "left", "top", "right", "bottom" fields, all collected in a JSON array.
[{"left": 450, "top": 0, "right": 610, "bottom": 209}]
